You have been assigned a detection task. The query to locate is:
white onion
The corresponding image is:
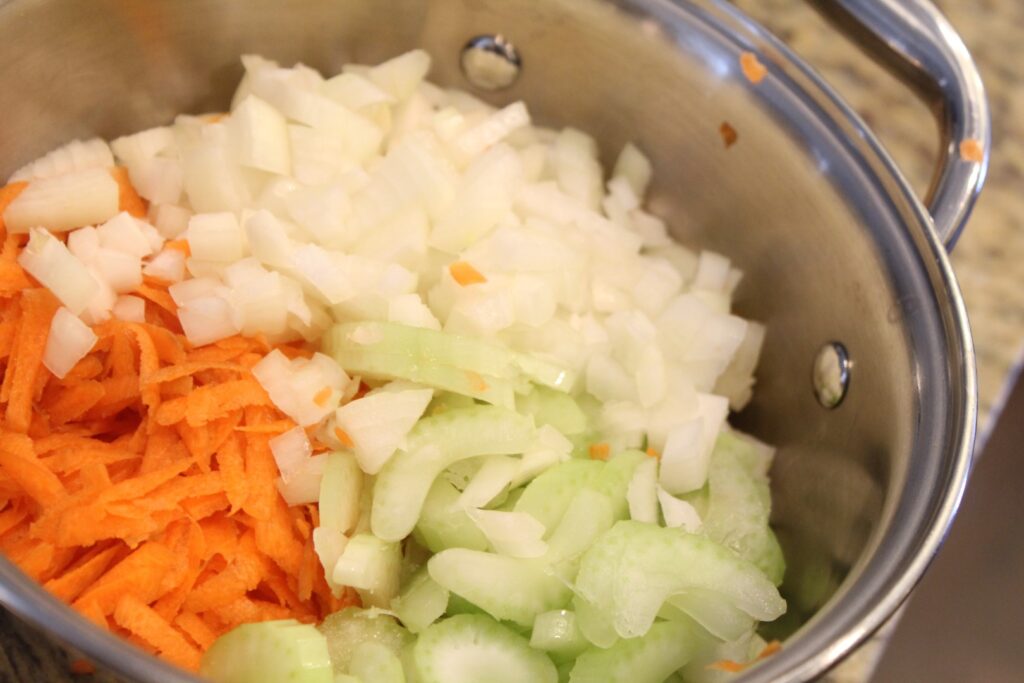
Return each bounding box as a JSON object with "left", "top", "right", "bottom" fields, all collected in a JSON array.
[
  {"left": 43, "top": 307, "right": 98, "bottom": 379},
  {"left": 66, "top": 226, "right": 100, "bottom": 264},
  {"left": 367, "top": 49, "right": 431, "bottom": 101},
  {"left": 92, "top": 248, "right": 142, "bottom": 293},
  {"left": 270, "top": 426, "right": 313, "bottom": 482},
  {"left": 187, "top": 212, "right": 245, "bottom": 262},
  {"left": 468, "top": 509, "right": 548, "bottom": 558},
  {"left": 229, "top": 95, "right": 292, "bottom": 175},
  {"left": 143, "top": 248, "right": 187, "bottom": 283},
  {"left": 387, "top": 293, "right": 441, "bottom": 330},
  {"left": 18, "top": 228, "right": 99, "bottom": 314},
  {"left": 3, "top": 168, "right": 119, "bottom": 234},
  {"left": 111, "top": 295, "right": 146, "bottom": 323},
  {"left": 657, "top": 487, "right": 702, "bottom": 532},
  {"left": 275, "top": 452, "right": 328, "bottom": 506},
  {"left": 455, "top": 102, "right": 531, "bottom": 159},
  {"left": 252, "top": 350, "right": 351, "bottom": 426},
  {"left": 149, "top": 204, "right": 192, "bottom": 239},
  {"left": 612, "top": 142, "right": 652, "bottom": 199},
  {"left": 110, "top": 127, "right": 176, "bottom": 164},
  {"left": 245, "top": 209, "right": 295, "bottom": 268},
  {"left": 177, "top": 294, "right": 240, "bottom": 346},
  {"left": 458, "top": 455, "right": 520, "bottom": 510},
  {"left": 312, "top": 527, "right": 349, "bottom": 594},
  {"left": 627, "top": 457, "right": 659, "bottom": 524},
  {"left": 333, "top": 385, "right": 434, "bottom": 474},
  {"left": 9, "top": 138, "right": 114, "bottom": 184}
]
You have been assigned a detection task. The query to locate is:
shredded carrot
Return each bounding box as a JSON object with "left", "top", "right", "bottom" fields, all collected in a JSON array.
[
  {"left": 646, "top": 447, "right": 660, "bottom": 458},
  {"left": 69, "top": 658, "right": 95, "bottom": 676},
  {"left": 449, "top": 260, "right": 487, "bottom": 286},
  {"left": 465, "top": 370, "right": 489, "bottom": 392},
  {"left": 165, "top": 239, "right": 191, "bottom": 256},
  {"left": 960, "top": 139, "right": 984, "bottom": 163},
  {"left": 740, "top": 51, "right": 767, "bottom": 84},
  {"left": 719, "top": 121, "right": 738, "bottom": 148},
  {"left": 0, "top": 176, "right": 341, "bottom": 671},
  {"left": 313, "top": 386, "right": 332, "bottom": 407},
  {"left": 708, "top": 659, "right": 748, "bottom": 673},
  {"left": 588, "top": 443, "right": 610, "bottom": 461},
  {"left": 333, "top": 426, "right": 355, "bottom": 448},
  {"left": 110, "top": 167, "right": 148, "bottom": 218},
  {"left": 758, "top": 640, "right": 782, "bottom": 660}
]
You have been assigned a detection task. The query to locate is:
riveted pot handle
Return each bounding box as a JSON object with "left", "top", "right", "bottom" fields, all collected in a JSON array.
[{"left": 812, "top": 0, "right": 990, "bottom": 249}]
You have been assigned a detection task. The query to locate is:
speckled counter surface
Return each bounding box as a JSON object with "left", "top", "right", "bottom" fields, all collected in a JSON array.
[
  {"left": 731, "top": 0, "right": 1024, "bottom": 680},
  {"left": 2, "top": 1, "right": 1022, "bottom": 681}
]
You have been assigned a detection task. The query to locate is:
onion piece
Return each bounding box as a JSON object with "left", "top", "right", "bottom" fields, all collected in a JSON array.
[
  {"left": 3, "top": 168, "right": 119, "bottom": 234},
  {"left": 657, "top": 487, "right": 702, "bottom": 532},
  {"left": 43, "top": 307, "right": 98, "bottom": 379},
  {"left": 18, "top": 228, "right": 99, "bottom": 315},
  {"left": 143, "top": 248, "right": 187, "bottom": 283},
  {"left": 467, "top": 509, "right": 548, "bottom": 558},
  {"left": 177, "top": 294, "right": 240, "bottom": 347},
  {"left": 627, "top": 458, "right": 659, "bottom": 524},
  {"left": 111, "top": 295, "right": 146, "bottom": 323},
  {"left": 187, "top": 212, "right": 245, "bottom": 262},
  {"left": 269, "top": 426, "right": 313, "bottom": 482},
  {"left": 9, "top": 138, "right": 114, "bottom": 184},
  {"left": 458, "top": 455, "right": 520, "bottom": 510},
  {"left": 333, "top": 385, "right": 434, "bottom": 474},
  {"left": 275, "top": 452, "right": 329, "bottom": 506},
  {"left": 229, "top": 95, "right": 292, "bottom": 175}
]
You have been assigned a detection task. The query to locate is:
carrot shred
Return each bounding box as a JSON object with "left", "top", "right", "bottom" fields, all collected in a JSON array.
[
  {"left": 449, "top": 260, "right": 487, "bottom": 286},
  {"left": 113, "top": 594, "right": 202, "bottom": 670},
  {"left": 588, "top": 443, "right": 610, "bottom": 461},
  {"left": 740, "top": 51, "right": 768, "bottom": 84},
  {"left": 334, "top": 426, "right": 355, "bottom": 448},
  {"left": 708, "top": 659, "right": 748, "bottom": 673},
  {"left": 313, "top": 386, "right": 332, "bottom": 407},
  {"left": 69, "top": 658, "right": 96, "bottom": 676},
  {"left": 110, "top": 167, "right": 148, "bottom": 218},
  {"left": 960, "top": 139, "right": 984, "bottom": 163},
  {"left": 646, "top": 447, "right": 660, "bottom": 458},
  {"left": 165, "top": 240, "right": 191, "bottom": 256},
  {"left": 0, "top": 226, "right": 337, "bottom": 669}
]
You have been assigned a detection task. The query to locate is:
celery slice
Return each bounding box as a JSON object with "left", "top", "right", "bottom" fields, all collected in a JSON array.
[
  {"left": 318, "top": 608, "right": 412, "bottom": 675},
  {"left": 372, "top": 406, "right": 535, "bottom": 541},
  {"left": 332, "top": 534, "right": 402, "bottom": 608},
  {"left": 413, "top": 478, "right": 489, "bottom": 554},
  {"left": 427, "top": 548, "right": 571, "bottom": 627},
  {"left": 514, "top": 460, "right": 603, "bottom": 534},
  {"left": 393, "top": 567, "right": 450, "bottom": 634},
  {"left": 529, "top": 610, "right": 589, "bottom": 661},
  {"left": 413, "top": 614, "right": 557, "bottom": 683},
  {"left": 350, "top": 642, "right": 406, "bottom": 683},
  {"left": 574, "top": 521, "right": 786, "bottom": 639},
  {"left": 200, "top": 619, "right": 333, "bottom": 683},
  {"left": 568, "top": 619, "right": 702, "bottom": 683},
  {"left": 516, "top": 385, "right": 588, "bottom": 435},
  {"left": 704, "top": 431, "right": 785, "bottom": 585}
]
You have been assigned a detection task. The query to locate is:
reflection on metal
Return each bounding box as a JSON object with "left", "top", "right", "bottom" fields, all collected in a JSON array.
[
  {"left": 813, "top": 342, "right": 851, "bottom": 408},
  {"left": 460, "top": 35, "right": 521, "bottom": 91}
]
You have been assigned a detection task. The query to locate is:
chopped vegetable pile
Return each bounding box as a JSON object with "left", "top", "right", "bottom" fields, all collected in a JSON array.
[{"left": 0, "top": 49, "right": 785, "bottom": 683}]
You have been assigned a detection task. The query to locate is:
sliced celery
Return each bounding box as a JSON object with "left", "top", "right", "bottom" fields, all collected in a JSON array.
[
  {"left": 350, "top": 642, "right": 406, "bottom": 683},
  {"left": 427, "top": 548, "right": 571, "bottom": 627},
  {"left": 318, "top": 608, "right": 412, "bottom": 675},
  {"left": 372, "top": 406, "right": 535, "bottom": 541},
  {"left": 516, "top": 385, "right": 588, "bottom": 435},
  {"left": 529, "top": 610, "right": 589, "bottom": 661},
  {"left": 200, "top": 619, "right": 333, "bottom": 683},
  {"left": 568, "top": 619, "right": 702, "bottom": 683},
  {"left": 514, "top": 460, "right": 602, "bottom": 534},
  {"left": 393, "top": 567, "right": 449, "bottom": 634},
  {"left": 413, "top": 614, "right": 557, "bottom": 683},
  {"left": 704, "top": 431, "right": 785, "bottom": 585},
  {"left": 413, "top": 478, "right": 489, "bottom": 554},
  {"left": 332, "top": 534, "right": 402, "bottom": 608},
  {"left": 574, "top": 521, "right": 785, "bottom": 639}
]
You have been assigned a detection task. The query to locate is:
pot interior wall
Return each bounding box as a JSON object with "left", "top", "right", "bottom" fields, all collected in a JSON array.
[{"left": 0, "top": 0, "right": 923, "bottom": 645}]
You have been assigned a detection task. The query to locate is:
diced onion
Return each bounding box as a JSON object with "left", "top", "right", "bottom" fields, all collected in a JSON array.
[
  {"left": 467, "top": 509, "right": 548, "bottom": 558},
  {"left": 269, "top": 426, "right": 313, "bottom": 482},
  {"left": 4, "top": 168, "right": 119, "bottom": 234},
  {"left": 43, "top": 307, "right": 98, "bottom": 379},
  {"left": 333, "top": 385, "right": 434, "bottom": 474},
  {"left": 275, "top": 452, "right": 328, "bottom": 506},
  {"left": 18, "top": 228, "right": 99, "bottom": 314},
  {"left": 111, "top": 295, "right": 146, "bottom": 323}
]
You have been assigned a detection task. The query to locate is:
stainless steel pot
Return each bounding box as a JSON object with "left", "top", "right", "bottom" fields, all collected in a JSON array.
[{"left": 0, "top": 0, "right": 987, "bottom": 681}]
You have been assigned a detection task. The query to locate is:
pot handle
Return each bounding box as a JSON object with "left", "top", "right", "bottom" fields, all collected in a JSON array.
[{"left": 812, "top": 0, "right": 990, "bottom": 249}]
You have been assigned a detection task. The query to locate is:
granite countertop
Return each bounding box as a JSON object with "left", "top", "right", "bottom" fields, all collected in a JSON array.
[{"left": 3, "top": 0, "right": 1022, "bottom": 681}]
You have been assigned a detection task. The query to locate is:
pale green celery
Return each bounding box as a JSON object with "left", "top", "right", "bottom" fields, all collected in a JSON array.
[
  {"left": 516, "top": 385, "right": 588, "bottom": 436},
  {"left": 318, "top": 608, "right": 412, "bottom": 675},
  {"left": 349, "top": 642, "right": 406, "bottom": 683},
  {"left": 393, "top": 567, "right": 450, "bottom": 634},
  {"left": 372, "top": 406, "right": 535, "bottom": 542},
  {"left": 413, "top": 614, "right": 557, "bottom": 683},
  {"left": 704, "top": 432, "right": 785, "bottom": 585},
  {"left": 200, "top": 620, "right": 333, "bottom": 683},
  {"left": 413, "top": 478, "right": 489, "bottom": 554},
  {"left": 514, "top": 460, "right": 603, "bottom": 534},
  {"left": 427, "top": 548, "right": 572, "bottom": 627},
  {"left": 529, "top": 610, "right": 589, "bottom": 661},
  {"left": 574, "top": 521, "right": 786, "bottom": 639},
  {"left": 568, "top": 619, "right": 702, "bottom": 683}
]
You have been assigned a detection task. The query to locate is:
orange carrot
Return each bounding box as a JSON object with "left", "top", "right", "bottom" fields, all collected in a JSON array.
[
  {"left": 110, "top": 167, "right": 148, "bottom": 218},
  {"left": 5, "top": 288, "right": 59, "bottom": 432},
  {"left": 313, "top": 386, "right": 332, "bottom": 407},
  {"left": 165, "top": 240, "right": 191, "bottom": 256},
  {"left": 740, "top": 51, "right": 767, "bottom": 84},
  {"left": 44, "top": 545, "right": 123, "bottom": 602},
  {"left": 175, "top": 612, "right": 217, "bottom": 650},
  {"left": 449, "top": 260, "right": 487, "bottom": 286},
  {"left": 588, "top": 443, "right": 610, "bottom": 461},
  {"left": 646, "top": 447, "right": 660, "bottom": 458},
  {"left": 0, "top": 430, "right": 65, "bottom": 506},
  {"left": 69, "top": 659, "right": 96, "bottom": 676},
  {"left": 113, "top": 594, "right": 201, "bottom": 670},
  {"left": 333, "top": 426, "right": 355, "bottom": 448}
]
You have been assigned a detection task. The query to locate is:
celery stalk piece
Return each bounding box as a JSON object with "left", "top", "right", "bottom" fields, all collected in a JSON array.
[
  {"left": 574, "top": 521, "right": 786, "bottom": 639},
  {"left": 372, "top": 406, "right": 535, "bottom": 542}
]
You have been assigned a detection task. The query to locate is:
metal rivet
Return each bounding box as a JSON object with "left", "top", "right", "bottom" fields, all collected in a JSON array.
[
  {"left": 460, "top": 35, "right": 521, "bottom": 91},
  {"left": 813, "top": 342, "right": 850, "bottom": 409}
]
